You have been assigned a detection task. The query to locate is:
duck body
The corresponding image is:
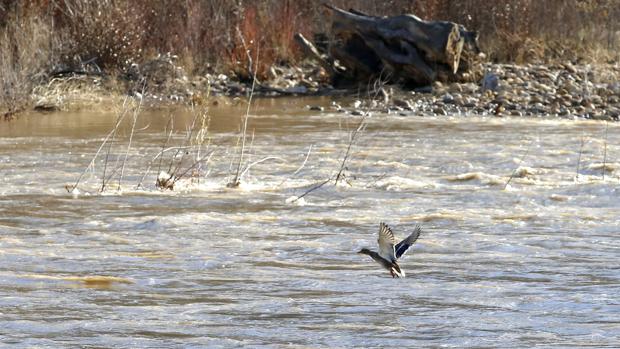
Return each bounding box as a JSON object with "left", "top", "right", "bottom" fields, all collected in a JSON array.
[
  {"left": 358, "top": 222, "right": 421, "bottom": 278},
  {"left": 358, "top": 248, "right": 405, "bottom": 277}
]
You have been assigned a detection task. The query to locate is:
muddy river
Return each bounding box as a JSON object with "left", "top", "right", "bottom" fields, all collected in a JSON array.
[{"left": 1, "top": 97, "right": 619, "bottom": 347}]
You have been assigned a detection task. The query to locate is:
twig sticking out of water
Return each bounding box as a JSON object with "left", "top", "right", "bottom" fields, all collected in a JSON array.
[
  {"left": 504, "top": 140, "right": 533, "bottom": 190},
  {"left": 332, "top": 74, "right": 390, "bottom": 186},
  {"left": 335, "top": 112, "right": 369, "bottom": 186},
  {"left": 147, "top": 115, "right": 174, "bottom": 188},
  {"left": 575, "top": 134, "right": 585, "bottom": 182},
  {"left": 293, "top": 145, "right": 313, "bottom": 176},
  {"left": 101, "top": 97, "right": 131, "bottom": 192},
  {"left": 149, "top": 87, "right": 212, "bottom": 190},
  {"left": 168, "top": 150, "right": 216, "bottom": 188},
  {"left": 67, "top": 97, "right": 130, "bottom": 193},
  {"left": 292, "top": 76, "right": 391, "bottom": 202},
  {"left": 137, "top": 145, "right": 190, "bottom": 189},
  {"left": 193, "top": 90, "right": 212, "bottom": 180},
  {"left": 291, "top": 117, "right": 369, "bottom": 202},
  {"left": 165, "top": 111, "right": 197, "bottom": 179},
  {"left": 236, "top": 26, "right": 259, "bottom": 84},
  {"left": 228, "top": 44, "right": 259, "bottom": 188},
  {"left": 602, "top": 121, "right": 608, "bottom": 181},
  {"left": 68, "top": 95, "right": 133, "bottom": 193},
  {"left": 290, "top": 112, "right": 369, "bottom": 202},
  {"left": 239, "top": 156, "right": 285, "bottom": 180},
  {"left": 276, "top": 145, "right": 314, "bottom": 188},
  {"left": 118, "top": 83, "right": 145, "bottom": 190}
]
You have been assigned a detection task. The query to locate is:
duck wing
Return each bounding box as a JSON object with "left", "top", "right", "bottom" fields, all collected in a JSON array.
[
  {"left": 377, "top": 222, "right": 396, "bottom": 262},
  {"left": 395, "top": 225, "right": 422, "bottom": 259}
]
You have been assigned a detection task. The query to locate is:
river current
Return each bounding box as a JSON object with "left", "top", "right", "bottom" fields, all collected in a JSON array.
[{"left": 1, "top": 97, "right": 619, "bottom": 348}]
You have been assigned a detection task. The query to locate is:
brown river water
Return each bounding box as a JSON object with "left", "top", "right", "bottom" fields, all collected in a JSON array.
[{"left": 1, "top": 97, "right": 619, "bottom": 348}]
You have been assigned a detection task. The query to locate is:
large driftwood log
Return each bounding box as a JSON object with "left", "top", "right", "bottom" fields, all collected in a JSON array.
[{"left": 298, "top": 5, "right": 480, "bottom": 88}]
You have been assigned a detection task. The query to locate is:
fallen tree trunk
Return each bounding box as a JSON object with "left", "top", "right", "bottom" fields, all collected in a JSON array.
[{"left": 299, "top": 5, "right": 480, "bottom": 88}]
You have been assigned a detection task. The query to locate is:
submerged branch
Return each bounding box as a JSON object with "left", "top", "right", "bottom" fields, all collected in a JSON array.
[{"left": 292, "top": 177, "right": 333, "bottom": 202}]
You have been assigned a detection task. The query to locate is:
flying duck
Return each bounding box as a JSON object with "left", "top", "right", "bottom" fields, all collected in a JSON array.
[{"left": 358, "top": 222, "right": 422, "bottom": 278}]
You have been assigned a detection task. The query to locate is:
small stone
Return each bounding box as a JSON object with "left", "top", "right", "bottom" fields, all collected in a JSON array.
[
  {"left": 461, "top": 83, "right": 478, "bottom": 94},
  {"left": 590, "top": 113, "right": 612, "bottom": 121},
  {"left": 451, "top": 84, "right": 463, "bottom": 93},
  {"left": 285, "top": 86, "right": 308, "bottom": 94},
  {"left": 563, "top": 63, "right": 577, "bottom": 74},
  {"left": 34, "top": 103, "right": 59, "bottom": 112},
  {"left": 442, "top": 93, "right": 454, "bottom": 104},
  {"left": 393, "top": 98, "right": 413, "bottom": 110},
  {"left": 433, "top": 107, "right": 447, "bottom": 115},
  {"left": 580, "top": 99, "right": 591, "bottom": 107},
  {"left": 415, "top": 85, "right": 433, "bottom": 94},
  {"left": 530, "top": 94, "right": 543, "bottom": 104},
  {"left": 590, "top": 95, "right": 603, "bottom": 105},
  {"left": 532, "top": 103, "right": 546, "bottom": 113},
  {"left": 505, "top": 103, "right": 517, "bottom": 110}
]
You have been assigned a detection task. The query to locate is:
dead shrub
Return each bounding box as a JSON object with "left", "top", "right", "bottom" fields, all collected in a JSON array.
[
  {"left": 0, "top": 7, "right": 56, "bottom": 117},
  {"left": 53, "top": 0, "right": 148, "bottom": 70}
]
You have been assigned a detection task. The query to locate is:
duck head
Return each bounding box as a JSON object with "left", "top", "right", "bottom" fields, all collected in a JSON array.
[{"left": 358, "top": 248, "right": 372, "bottom": 255}]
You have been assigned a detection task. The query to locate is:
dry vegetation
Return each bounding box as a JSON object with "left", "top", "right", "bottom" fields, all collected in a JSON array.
[{"left": 1, "top": 0, "right": 619, "bottom": 116}]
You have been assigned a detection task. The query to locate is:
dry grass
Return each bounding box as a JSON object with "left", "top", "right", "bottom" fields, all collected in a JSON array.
[{"left": 0, "top": 7, "right": 57, "bottom": 117}]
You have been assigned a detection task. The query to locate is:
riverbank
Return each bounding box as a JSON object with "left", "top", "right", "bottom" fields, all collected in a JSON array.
[
  {"left": 2, "top": 1, "right": 619, "bottom": 121},
  {"left": 11, "top": 59, "right": 620, "bottom": 122}
]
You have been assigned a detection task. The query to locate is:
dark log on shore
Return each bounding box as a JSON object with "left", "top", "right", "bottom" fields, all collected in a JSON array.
[{"left": 296, "top": 5, "right": 481, "bottom": 88}]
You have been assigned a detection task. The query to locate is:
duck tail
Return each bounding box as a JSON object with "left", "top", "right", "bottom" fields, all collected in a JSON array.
[{"left": 391, "top": 263, "right": 405, "bottom": 278}]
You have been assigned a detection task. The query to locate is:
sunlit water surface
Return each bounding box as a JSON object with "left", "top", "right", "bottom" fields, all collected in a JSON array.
[{"left": 1, "top": 98, "right": 619, "bottom": 348}]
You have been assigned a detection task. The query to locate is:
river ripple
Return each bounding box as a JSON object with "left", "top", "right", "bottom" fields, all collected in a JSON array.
[{"left": 1, "top": 98, "right": 619, "bottom": 348}]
